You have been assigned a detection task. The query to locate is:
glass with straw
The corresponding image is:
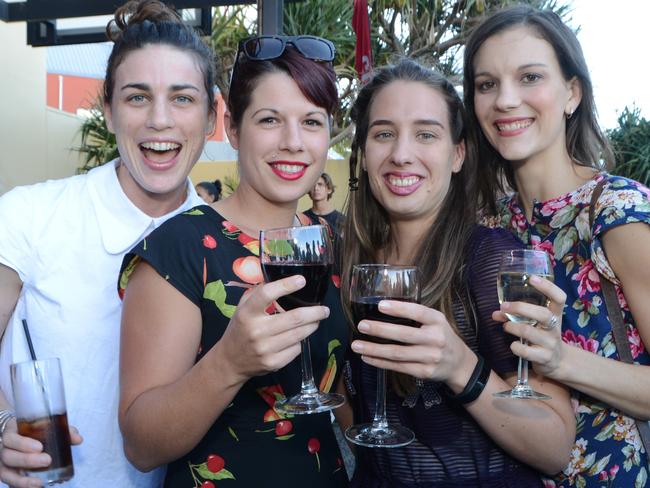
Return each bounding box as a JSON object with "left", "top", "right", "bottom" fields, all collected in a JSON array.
[{"left": 10, "top": 320, "right": 74, "bottom": 484}]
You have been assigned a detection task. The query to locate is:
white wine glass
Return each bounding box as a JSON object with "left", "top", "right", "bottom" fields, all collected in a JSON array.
[
  {"left": 260, "top": 224, "right": 345, "bottom": 414},
  {"left": 345, "top": 264, "right": 419, "bottom": 448},
  {"left": 495, "top": 249, "right": 555, "bottom": 400}
]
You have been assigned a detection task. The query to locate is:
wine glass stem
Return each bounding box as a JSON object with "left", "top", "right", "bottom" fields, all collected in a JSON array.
[
  {"left": 372, "top": 368, "right": 388, "bottom": 429},
  {"left": 517, "top": 338, "right": 530, "bottom": 387},
  {"left": 299, "top": 338, "right": 318, "bottom": 394}
]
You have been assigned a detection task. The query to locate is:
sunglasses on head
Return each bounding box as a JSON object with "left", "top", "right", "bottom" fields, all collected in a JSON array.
[{"left": 237, "top": 35, "right": 336, "bottom": 63}]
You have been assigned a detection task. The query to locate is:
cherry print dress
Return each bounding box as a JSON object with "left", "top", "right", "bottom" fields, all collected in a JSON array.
[{"left": 119, "top": 206, "right": 349, "bottom": 488}]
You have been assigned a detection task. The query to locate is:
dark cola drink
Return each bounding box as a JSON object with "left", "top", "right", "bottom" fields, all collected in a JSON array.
[
  {"left": 11, "top": 358, "right": 74, "bottom": 485},
  {"left": 18, "top": 412, "right": 74, "bottom": 484}
]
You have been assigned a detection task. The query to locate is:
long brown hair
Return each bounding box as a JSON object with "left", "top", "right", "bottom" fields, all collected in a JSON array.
[
  {"left": 341, "top": 59, "right": 477, "bottom": 395},
  {"left": 463, "top": 5, "right": 615, "bottom": 215}
]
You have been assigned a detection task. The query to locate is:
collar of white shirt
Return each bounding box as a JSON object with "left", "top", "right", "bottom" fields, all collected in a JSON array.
[{"left": 86, "top": 159, "right": 200, "bottom": 255}]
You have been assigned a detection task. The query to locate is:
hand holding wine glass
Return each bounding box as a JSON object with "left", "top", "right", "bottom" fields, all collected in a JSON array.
[
  {"left": 346, "top": 264, "right": 420, "bottom": 448},
  {"left": 495, "top": 249, "right": 556, "bottom": 400},
  {"left": 260, "top": 224, "right": 344, "bottom": 414}
]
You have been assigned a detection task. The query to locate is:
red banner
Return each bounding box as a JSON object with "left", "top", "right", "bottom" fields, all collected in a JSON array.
[{"left": 352, "top": 0, "right": 373, "bottom": 84}]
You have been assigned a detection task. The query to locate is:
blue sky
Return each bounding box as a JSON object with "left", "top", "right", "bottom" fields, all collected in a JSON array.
[{"left": 571, "top": 0, "right": 649, "bottom": 129}]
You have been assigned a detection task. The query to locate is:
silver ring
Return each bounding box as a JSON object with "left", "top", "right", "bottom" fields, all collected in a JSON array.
[{"left": 541, "top": 314, "right": 559, "bottom": 330}]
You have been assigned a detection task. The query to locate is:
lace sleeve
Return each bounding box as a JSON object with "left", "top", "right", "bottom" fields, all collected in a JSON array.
[{"left": 466, "top": 226, "right": 524, "bottom": 374}]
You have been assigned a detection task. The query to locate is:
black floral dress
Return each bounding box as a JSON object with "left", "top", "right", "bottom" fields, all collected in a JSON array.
[{"left": 119, "top": 205, "right": 349, "bottom": 488}]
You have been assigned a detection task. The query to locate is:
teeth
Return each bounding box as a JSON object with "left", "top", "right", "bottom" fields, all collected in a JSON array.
[
  {"left": 496, "top": 120, "right": 532, "bottom": 132},
  {"left": 388, "top": 176, "right": 420, "bottom": 187},
  {"left": 141, "top": 141, "right": 180, "bottom": 151},
  {"left": 273, "top": 164, "right": 304, "bottom": 174}
]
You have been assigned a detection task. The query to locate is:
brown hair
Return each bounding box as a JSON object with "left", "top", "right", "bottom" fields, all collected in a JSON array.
[
  {"left": 319, "top": 173, "right": 335, "bottom": 200},
  {"left": 227, "top": 45, "right": 337, "bottom": 129},
  {"left": 463, "top": 5, "right": 614, "bottom": 214},
  {"left": 342, "top": 58, "right": 476, "bottom": 396},
  {"left": 103, "top": 0, "right": 216, "bottom": 117}
]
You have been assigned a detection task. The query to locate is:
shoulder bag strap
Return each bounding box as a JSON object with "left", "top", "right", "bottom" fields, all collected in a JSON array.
[{"left": 589, "top": 177, "right": 650, "bottom": 462}]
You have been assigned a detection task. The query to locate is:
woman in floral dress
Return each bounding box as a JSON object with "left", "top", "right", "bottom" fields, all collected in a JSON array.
[
  {"left": 464, "top": 6, "right": 650, "bottom": 487},
  {"left": 117, "top": 36, "right": 349, "bottom": 487}
]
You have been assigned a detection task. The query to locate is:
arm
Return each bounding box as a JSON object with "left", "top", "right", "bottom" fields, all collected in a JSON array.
[
  {"left": 119, "top": 262, "right": 329, "bottom": 471},
  {"left": 507, "top": 223, "right": 650, "bottom": 420},
  {"left": 352, "top": 301, "right": 575, "bottom": 475}
]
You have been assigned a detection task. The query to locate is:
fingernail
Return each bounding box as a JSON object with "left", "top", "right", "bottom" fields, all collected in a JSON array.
[
  {"left": 294, "top": 276, "right": 306, "bottom": 287},
  {"left": 357, "top": 321, "right": 369, "bottom": 332},
  {"left": 501, "top": 302, "right": 511, "bottom": 310},
  {"left": 351, "top": 341, "right": 363, "bottom": 352},
  {"left": 378, "top": 300, "right": 391, "bottom": 311},
  {"left": 38, "top": 453, "right": 51, "bottom": 466},
  {"left": 322, "top": 306, "right": 330, "bottom": 318},
  {"left": 27, "top": 439, "right": 42, "bottom": 451}
]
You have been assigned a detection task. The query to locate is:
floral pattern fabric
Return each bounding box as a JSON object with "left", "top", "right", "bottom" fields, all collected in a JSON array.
[
  {"left": 119, "top": 206, "right": 349, "bottom": 488},
  {"left": 494, "top": 173, "right": 650, "bottom": 488}
]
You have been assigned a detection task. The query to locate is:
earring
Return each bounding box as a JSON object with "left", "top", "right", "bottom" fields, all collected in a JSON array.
[{"left": 566, "top": 109, "right": 574, "bottom": 120}]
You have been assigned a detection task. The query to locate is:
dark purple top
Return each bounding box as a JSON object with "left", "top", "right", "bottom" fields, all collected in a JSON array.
[{"left": 346, "top": 225, "right": 543, "bottom": 488}]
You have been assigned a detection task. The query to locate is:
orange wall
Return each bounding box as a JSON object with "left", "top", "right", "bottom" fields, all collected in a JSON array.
[{"left": 46, "top": 74, "right": 103, "bottom": 113}]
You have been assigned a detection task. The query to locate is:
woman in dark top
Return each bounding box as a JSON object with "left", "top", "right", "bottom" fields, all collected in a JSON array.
[
  {"left": 340, "top": 59, "right": 576, "bottom": 487},
  {"left": 118, "top": 36, "right": 349, "bottom": 487}
]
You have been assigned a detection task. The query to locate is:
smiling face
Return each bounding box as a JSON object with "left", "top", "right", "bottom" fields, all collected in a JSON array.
[
  {"left": 472, "top": 26, "right": 581, "bottom": 166},
  {"left": 225, "top": 71, "right": 330, "bottom": 206},
  {"left": 104, "top": 44, "right": 214, "bottom": 212},
  {"left": 363, "top": 80, "right": 465, "bottom": 226}
]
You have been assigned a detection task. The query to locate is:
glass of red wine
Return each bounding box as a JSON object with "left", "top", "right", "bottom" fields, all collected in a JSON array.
[
  {"left": 345, "top": 264, "right": 420, "bottom": 448},
  {"left": 259, "top": 224, "right": 345, "bottom": 414}
]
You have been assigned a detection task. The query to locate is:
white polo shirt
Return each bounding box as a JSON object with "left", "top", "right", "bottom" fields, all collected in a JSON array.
[{"left": 0, "top": 160, "right": 203, "bottom": 487}]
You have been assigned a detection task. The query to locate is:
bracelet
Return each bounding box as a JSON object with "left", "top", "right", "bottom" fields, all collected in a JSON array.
[
  {"left": 444, "top": 354, "right": 491, "bottom": 404},
  {"left": 0, "top": 409, "right": 15, "bottom": 438}
]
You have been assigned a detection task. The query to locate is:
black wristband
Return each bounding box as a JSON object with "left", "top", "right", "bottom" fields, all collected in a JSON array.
[{"left": 444, "top": 354, "right": 491, "bottom": 404}]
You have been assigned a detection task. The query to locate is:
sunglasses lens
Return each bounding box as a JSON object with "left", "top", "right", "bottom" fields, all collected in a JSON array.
[
  {"left": 243, "top": 37, "right": 284, "bottom": 60},
  {"left": 294, "top": 37, "right": 335, "bottom": 61}
]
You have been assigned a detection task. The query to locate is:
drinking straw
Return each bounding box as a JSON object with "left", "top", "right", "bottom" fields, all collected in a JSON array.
[{"left": 21, "top": 319, "right": 37, "bottom": 361}]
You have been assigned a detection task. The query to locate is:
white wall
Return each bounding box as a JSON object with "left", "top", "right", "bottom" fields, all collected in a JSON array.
[{"left": 0, "top": 22, "right": 82, "bottom": 195}]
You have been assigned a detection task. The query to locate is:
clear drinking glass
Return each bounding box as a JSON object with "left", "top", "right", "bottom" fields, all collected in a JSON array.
[
  {"left": 345, "top": 264, "right": 420, "bottom": 448},
  {"left": 495, "top": 249, "right": 555, "bottom": 400},
  {"left": 10, "top": 357, "right": 74, "bottom": 485},
  {"left": 259, "top": 224, "right": 345, "bottom": 414}
]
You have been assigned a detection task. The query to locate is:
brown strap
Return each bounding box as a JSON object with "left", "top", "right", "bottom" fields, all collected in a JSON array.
[{"left": 589, "top": 177, "right": 650, "bottom": 461}]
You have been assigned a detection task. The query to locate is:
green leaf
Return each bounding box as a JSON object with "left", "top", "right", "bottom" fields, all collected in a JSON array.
[
  {"left": 635, "top": 467, "right": 648, "bottom": 488},
  {"left": 275, "top": 434, "right": 295, "bottom": 441},
  {"left": 204, "top": 280, "right": 237, "bottom": 318},
  {"left": 184, "top": 209, "right": 205, "bottom": 216},
  {"left": 263, "top": 239, "right": 294, "bottom": 258},
  {"left": 196, "top": 464, "right": 236, "bottom": 480},
  {"left": 582, "top": 452, "right": 596, "bottom": 470},
  {"left": 587, "top": 454, "right": 611, "bottom": 476},
  {"left": 228, "top": 426, "right": 239, "bottom": 441},
  {"left": 327, "top": 339, "right": 341, "bottom": 356},
  {"left": 578, "top": 311, "right": 589, "bottom": 327},
  {"left": 553, "top": 227, "right": 578, "bottom": 259},
  {"left": 594, "top": 421, "right": 616, "bottom": 441}
]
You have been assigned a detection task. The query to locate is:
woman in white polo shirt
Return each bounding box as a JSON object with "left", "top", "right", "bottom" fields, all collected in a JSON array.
[{"left": 0, "top": 1, "right": 215, "bottom": 486}]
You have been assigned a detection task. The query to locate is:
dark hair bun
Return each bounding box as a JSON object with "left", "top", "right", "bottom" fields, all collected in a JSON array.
[{"left": 107, "top": 0, "right": 181, "bottom": 42}]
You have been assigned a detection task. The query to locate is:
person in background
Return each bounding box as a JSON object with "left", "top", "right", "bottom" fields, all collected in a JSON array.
[
  {"left": 118, "top": 34, "right": 349, "bottom": 487},
  {"left": 464, "top": 5, "right": 650, "bottom": 486},
  {"left": 304, "top": 172, "right": 343, "bottom": 233},
  {"left": 340, "top": 58, "right": 575, "bottom": 487},
  {"left": 196, "top": 180, "right": 220, "bottom": 203},
  {"left": 0, "top": 0, "right": 213, "bottom": 486}
]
